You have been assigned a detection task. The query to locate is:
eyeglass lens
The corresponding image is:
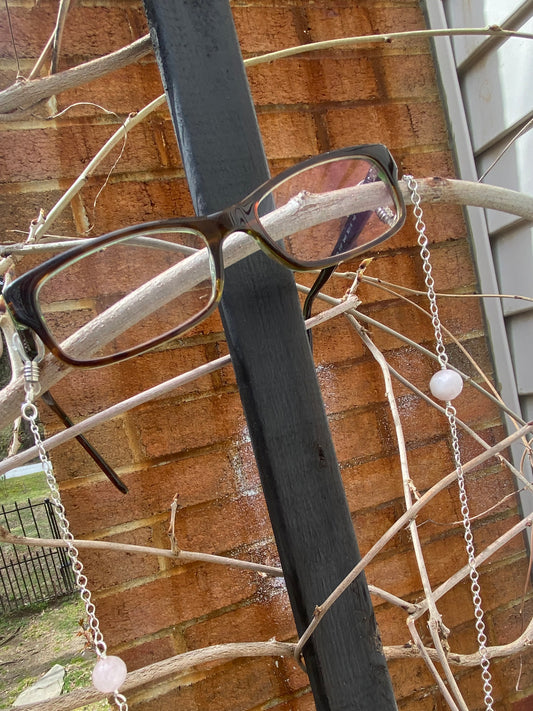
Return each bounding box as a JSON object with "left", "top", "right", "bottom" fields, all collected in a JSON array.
[
  {"left": 33, "top": 155, "right": 398, "bottom": 364},
  {"left": 36, "top": 230, "right": 217, "bottom": 362},
  {"left": 256, "top": 156, "right": 399, "bottom": 264}
]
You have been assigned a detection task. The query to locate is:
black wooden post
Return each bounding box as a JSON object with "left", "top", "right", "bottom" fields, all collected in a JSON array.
[{"left": 141, "top": 2, "right": 397, "bottom": 709}]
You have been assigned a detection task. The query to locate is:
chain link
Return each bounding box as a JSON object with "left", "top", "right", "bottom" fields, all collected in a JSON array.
[
  {"left": 20, "top": 380, "right": 128, "bottom": 710},
  {"left": 405, "top": 175, "right": 494, "bottom": 710}
]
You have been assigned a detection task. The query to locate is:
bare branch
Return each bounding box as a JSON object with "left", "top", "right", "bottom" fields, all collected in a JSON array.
[
  {"left": 50, "top": 0, "right": 71, "bottom": 75},
  {"left": 1, "top": 26, "right": 531, "bottom": 117},
  {"left": 294, "top": 422, "right": 533, "bottom": 657},
  {"left": 0, "top": 525, "right": 283, "bottom": 577},
  {"left": 0, "top": 35, "right": 152, "bottom": 115},
  {"left": 245, "top": 26, "right": 533, "bottom": 68},
  {"left": 12, "top": 640, "right": 296, "bottom": 711},
  {"left": 0, "top": 297, "right": 360, "bottom": 439}
]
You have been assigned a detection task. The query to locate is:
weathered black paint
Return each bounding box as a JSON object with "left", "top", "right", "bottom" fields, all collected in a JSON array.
[{"left": 141, "top": 1, "right": 397, "bottom": 708}]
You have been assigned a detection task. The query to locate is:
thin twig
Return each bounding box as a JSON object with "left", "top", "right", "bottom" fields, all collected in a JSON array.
[
  {"left": 407, "top": 617, "right": 462, "bottom": 711},
  {"left": 50, "top": 0, "right": 71, "bottom": 75},
  {"left": 0, "top": 296, "right": 360, "bottom": 441},
  {"left": 348, "top": 311, "right": 468, "bottom": 708},
  {"left": 295, "top": 284, "right": 527, "bottom": 427},
  {"left": 11, "top": 640, "right": 296, "bottom": 711},
  {"left": 293, "top": 422, "right": 533, "bottom": 657},
  {"left": 1, "top": 26, "right": 531, "bottom": 116},
  {"left": 0, "top": 525, "right": 282, "bottom": 577},
  {"left": 244, "top": 26, "right": 533, "bottom": 67},
  {"left": 0, "top": 35, "right": 153, "bottom": 115}
]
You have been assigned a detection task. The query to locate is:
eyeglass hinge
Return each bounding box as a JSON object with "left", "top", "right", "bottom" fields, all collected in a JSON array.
[{"left": 13, "top": 331, "right": 45, "bottom": 399}]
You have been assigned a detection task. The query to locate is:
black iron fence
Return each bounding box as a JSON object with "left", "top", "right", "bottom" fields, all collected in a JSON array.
[{"left": 0, "top": 498, "right": 76, "bottom": 613}]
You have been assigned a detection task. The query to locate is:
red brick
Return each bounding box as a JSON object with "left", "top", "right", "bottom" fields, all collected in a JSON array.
[
  {"left": 319, "top": 357, "right": 386, "bottom": 414},
  {"left": 329, "top": 408, "right": 383, "bottom": 462},
  {"left": 365, "top": 548, "right": 422, "bottom": 599},
  {"left": 78, "top": 177, "right": 195, "bottom": 234},
  {"left": 305, "top": 6, "right": 374, "bottom": 41},
  {"left": 78, "top": 526, "right": 160, "bottom": 590},
  {"left": 490, "top": 596, "right": 533, "bottom": 651},
  {"left": 512, "top": 693, "right": 533, "bottom": 711},
  {"left": 269, "top": 693, "right": 316, "bottom": 711},
  {"left": 341, "top": 455, "right": 405, "bottom": 512},
  {"left": 59, "top": 449, "right": 239, "bottom": 535},
  {"left": 55, "top": 62, "right": 166, "bottom": 118},
  {"left": 94, "top": 563, "right": 258, "bottom": 647},
  {"left": 119, "top": 634, "right": 179, "bottom": 674},
  {"left": 0, "top": 5, "right": 146, "bottom": 62},
  {"left": 185, "top": 590, "right": 296, "bottom": 648},
  {"left": 48, "top": 416, "right": 135, "bottom": 484},
  {"left": 133, "top": 392, "right": 245, "bottom": 458},
  {"left": 397, "top": 692, "right": 447, "bottom": 711},
  {"left": 0, "top": 187, "right": 77, "bottom": 243},
  {"left": 235, "top": 6, "right": 301, "bottom": 54},
  {"left": 53, "top": 341, "right": 215, "bottom": 415},
  {"left": 326, "top": 101, "right": 449, "bottom": 151},
  {"left": 388, "top": 656, "right": 436, "bottom": 701},
  {"left": 311, "top": 311, "right": 368, "bottom": 365},
  {"left": 249, "top": 56, "right": 379, "bottom": 106},
  {"left": 353, "top": 498, "right": 411, "bottom": 555},
  {"left": 380, "top": 54, "right": 439, "bottom": 100},
  {"left": 174, "top": 493, "right": 273, "bottom": 555},
  {"left": 1, "top": 3, "right": 511, "bottom": 710},
  {"left": 130, "top": 657, "right": 305, "bottom": 711},
  {"left": 369, "top": 5, "right": 427, "bottom": 37},
  {"left": 258, "top": 111, "right": 319, "bottom": 160},
  {"left": 0, "top": 119, "right": 174, "bottom": 183}
]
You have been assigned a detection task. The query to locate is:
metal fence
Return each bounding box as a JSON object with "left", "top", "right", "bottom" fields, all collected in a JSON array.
[{"left": 0, "top": 498, "right": 76, "bottom": 613}]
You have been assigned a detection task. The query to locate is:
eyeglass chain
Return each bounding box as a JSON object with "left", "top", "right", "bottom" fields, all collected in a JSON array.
[
  {"left": 17, "top": 345, "right": 128, "bottom": 710},
  {"left": 404, "top": 175, "right": 494, "bottom": 711}
]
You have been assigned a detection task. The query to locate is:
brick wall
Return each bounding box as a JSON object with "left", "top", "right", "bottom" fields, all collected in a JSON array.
[{"left": 1, "top": 1, "right": 532, "bottom": 709}]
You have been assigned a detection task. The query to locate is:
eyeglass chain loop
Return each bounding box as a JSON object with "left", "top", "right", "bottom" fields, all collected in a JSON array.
[
  {"left": 404, "top": 175, "right": 494, "bottom": 711},
  {"left": 16, "top": 341, "right": 128, "bottom": 710}
]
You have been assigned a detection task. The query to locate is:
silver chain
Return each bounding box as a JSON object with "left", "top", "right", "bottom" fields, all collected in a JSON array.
[
  {"left": 405, "top": 175, "right": 494, "bottom": 710},
  {"left": 19, "top": 366, "right": 128, "bottom": 710}
]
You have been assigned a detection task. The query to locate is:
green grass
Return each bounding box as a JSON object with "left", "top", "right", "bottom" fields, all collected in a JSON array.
[
  {"left": 0, "top": 597, "right": 112, "bottom": 709},
  {"left": 0, "top": 470, "right": 48, "bottom": 506}
]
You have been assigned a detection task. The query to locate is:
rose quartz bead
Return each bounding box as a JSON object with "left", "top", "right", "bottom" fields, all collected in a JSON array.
[
  {"left": 92, "top": 655, "right": 127, "bottom": 693},
  {"left": 429, "top": 369, "right": 463, "bottom": 401}
]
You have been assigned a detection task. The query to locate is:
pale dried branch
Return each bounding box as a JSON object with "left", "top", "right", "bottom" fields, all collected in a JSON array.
[
  {"left": 407, "top": 617, "right": 463, "bottom": 711},
  {"left": 295, "top": 284, "right": 527, "bottom": 429},
  {"left": 0, "top": 35, "right": 153, "bottom": 115},
  {"left": 294, "top": 422, "right": 533, "bottom": 657},
  {"left": 1, "top": 26, "right": 531, "bottom": 117},
  {"left": 385, "top": 613, "right": 533, "bottom": 664},
  {"left": 12, "top": 624, "right": 533, "bottom": 711},
  {"left": 0, "top": 526, "right": 412, "bottom": 614},
  {"left": 12, "top": 640, "right": 295, "bottom": 711},
  {"left": 50, "top": 0, "right": 71, "bottom": 75},
  {"left": 245, "top": 26, "right": 533, "bottom": 68},
  {"left": 399, "top": 177, "right": 533, "bottom": 221},
  {"left": 0, "top": 523, "right": 412, "bottom": 610},
  {"left": 420, "top": 511, "right": 533, "bottom": 614},
  {"left": 0, "top": 296, "right": 359, "bottom": 439},
  {"left": 0, "top": 524, "right": 282, "bottom": 577},
  {"left": 0, "top": 180, "right": 531, "bottom": 441},
  {"left": 348, "top": 311, "right": 467, "bottom": 707}
]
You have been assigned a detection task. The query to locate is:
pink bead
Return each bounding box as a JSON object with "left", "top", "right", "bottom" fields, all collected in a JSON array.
[
  {"left": 92, "top": 655, "right": 127, "bottom": 693},
  {"left": 429, "top": 369, "right": 463, "bottom": 401}
]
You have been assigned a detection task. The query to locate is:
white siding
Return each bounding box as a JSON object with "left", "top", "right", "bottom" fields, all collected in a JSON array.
[{"left": 426, "top": 1, "right": 533, "bottom": 514}]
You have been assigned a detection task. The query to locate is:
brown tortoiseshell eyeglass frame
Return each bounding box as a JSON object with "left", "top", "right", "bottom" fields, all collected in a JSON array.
[{"left": 2, "top": 144, "right": 405, "bottom": 369}]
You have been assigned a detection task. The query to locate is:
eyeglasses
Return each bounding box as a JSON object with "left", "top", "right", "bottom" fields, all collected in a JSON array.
[{"left": 2, "top": 144, "right": 405, "bottom": 369}]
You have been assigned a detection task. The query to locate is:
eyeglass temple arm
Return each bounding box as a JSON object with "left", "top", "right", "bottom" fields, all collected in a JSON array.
[
  {"left": 303, "top": 206, "right": 373, "bottom": 349},
  {"left": 303, "top": 166, "right": 385, "bottom": 347},
  {"left": 40, "top": 390, "right": 128, "bottom": 494}
]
